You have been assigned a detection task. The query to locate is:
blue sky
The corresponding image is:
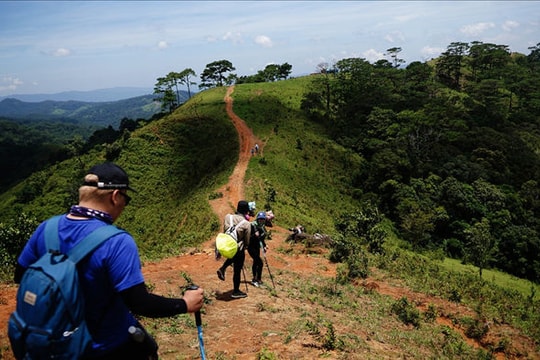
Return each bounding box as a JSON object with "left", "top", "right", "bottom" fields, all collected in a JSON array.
[{"left": 1, "top": 1, "right": 538, "bottom": 96}]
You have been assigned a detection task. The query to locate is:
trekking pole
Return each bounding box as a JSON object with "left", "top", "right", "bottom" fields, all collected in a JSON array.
[
  {"left": 241, "top": 265, "right": 249, "bottom": 293},
  {"left": 262, "top": 242, "right": 276, "bottom": 289},
  {"left": 186, "top": 285, "right": 206, "bottom": 360}
]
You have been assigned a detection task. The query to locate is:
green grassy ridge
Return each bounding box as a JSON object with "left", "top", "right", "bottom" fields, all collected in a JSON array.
[
  {"left": 0, "top": 87, "right": 237, "bottom": 261},
  {"left": 440, "top": 258, "right": 539, "bottom": 298},
  {"left": 102, "top": 88, "right": 240, "bottom": 257},
  {"left": 232, "top": 79, "right": 364, "bottom": 233},
  {"left": 0, "top": 76, "right": 365, "bottom": 260}
]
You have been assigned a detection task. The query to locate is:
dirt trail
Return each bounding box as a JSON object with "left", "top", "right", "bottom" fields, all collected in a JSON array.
[
  {"left": 208, "top": 85, "right": 261, "bottom": 220},
  {"left": 0, "top": 86, "right": 538, "bottom": 359}
]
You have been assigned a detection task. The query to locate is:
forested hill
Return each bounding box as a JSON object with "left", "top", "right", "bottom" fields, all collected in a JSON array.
[
  {"left": 300, "top": 42, "right": 540, "bottom": 283},
  {"left": 0, "top": 93, "right": 175, "bottom": 192},
  {"left": 0, "top": 41, "right": 539, "bottom": 288},
  {"left": 0, "top": 87, "right": 153, "bottom": 102},
  {"left": 0, "top": 94, "right": 163, "bottom": 128}
]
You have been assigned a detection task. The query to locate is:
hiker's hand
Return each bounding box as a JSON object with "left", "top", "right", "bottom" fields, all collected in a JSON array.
[{"left": 183, "top": 287, "right": 204, "bottom": 313}]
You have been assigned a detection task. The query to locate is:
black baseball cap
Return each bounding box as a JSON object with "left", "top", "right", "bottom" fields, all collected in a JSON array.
[
  {"left": 83, "top": 162, "right": 136, "bottom": 192},
  {"left": 237, "top": 200, "right": 249, "bottom": 214}
]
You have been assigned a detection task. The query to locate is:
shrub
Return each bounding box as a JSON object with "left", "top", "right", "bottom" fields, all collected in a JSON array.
[
  {"left": 0, "top": 213, "right": 39, "bottom": 281},
  {"left": 391, "top": 297, "right": 421, "bottom": 328}
]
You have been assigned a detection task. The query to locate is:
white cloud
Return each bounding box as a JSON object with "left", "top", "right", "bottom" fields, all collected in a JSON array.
[
  {"left": 502, "top": 20, "right": 519, "bottom": 32},
  {"left": 460, "top": 22, "right": 495, "bottom": 36},
  {"left": 0, "top": 76, "right": 23, "bottom": 91},
  {"left": 421, "top": 46, "right": 444, "bottom": 60},
  {"left": 53, "top": 48, "right": 71, "bottom": 57},
  {"left": 1, "top": 1, "right": 537, "bottom": 94},
  {"left": 157, "top": 40, "right": 168, "bottom": 50},
  {"left": 363, "top": 49, "right": 384, "bottom": 63},
  {"left": 254, "top": 35, "right": 273, "bottom": 48},
  {"left": 395, "top": 14, "right": 419, "bottom": 22},
  {"left": 384, "top": 31, "right": 405, "bottom": 43},
  {"left": 223, "top": 31, "right": 243, "bottom": 44}
]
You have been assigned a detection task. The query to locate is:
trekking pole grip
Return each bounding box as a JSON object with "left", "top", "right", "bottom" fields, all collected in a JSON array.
[{"left": 186, "top": 284, "right": 202, "bottom": 324}]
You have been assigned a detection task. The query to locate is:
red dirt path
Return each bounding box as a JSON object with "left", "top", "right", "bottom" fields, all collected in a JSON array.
[{"left": 0, "top": 86, "right": 538, "bottom": 359}]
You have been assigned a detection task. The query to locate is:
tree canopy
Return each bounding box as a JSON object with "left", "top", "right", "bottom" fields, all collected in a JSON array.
[
  {"left": 302, "top": 41, "right": 540, "bottom": 282},
  {"left": 199, "top": 60, "right": 236, "bottom": 89}
]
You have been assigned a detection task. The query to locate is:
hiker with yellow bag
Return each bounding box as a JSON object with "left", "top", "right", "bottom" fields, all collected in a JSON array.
[{"left": 215, "top": 200, "right": 252, "bottom": 298}]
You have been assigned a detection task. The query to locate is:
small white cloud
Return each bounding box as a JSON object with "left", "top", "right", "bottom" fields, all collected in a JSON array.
[
  {"left": 363, "top": 49, "right": 385, "bottom": 63},
  {"left": 223, "top": 31, "right": 243, "bottom": 44},
  {"left": 460, "top": 22, "right": 495, "bottom": 36},
  {"left": 502, "top": 20, "right": 519, "bottom": 32},
  {"left": 254, "top": 35, "right": 273, "bottom": 48},
  {"left": 384, "top": 31, "right": 405, "bottom": 43},
  {"left": 421, "top": 46, "right": 444, "bottom": 60},
  {"left": 0, "top": 76, "right": 24, "bottom": 92},
  {"left": 53, "top": 48, "right": 71, "bottom": 57},
  {"left": 157, "top": 40, "right": 168, "bottom": 49},
  {"left": 395, "top": 14, "right": 418, "bottom": 22}
]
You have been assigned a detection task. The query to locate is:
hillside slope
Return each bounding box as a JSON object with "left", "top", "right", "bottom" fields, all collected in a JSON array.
[{"left": 1, "top": 86, "right": 538, "bottom": 360}]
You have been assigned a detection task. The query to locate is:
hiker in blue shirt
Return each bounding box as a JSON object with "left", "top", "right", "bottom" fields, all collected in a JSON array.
[
  {"left": 13, "top": 162, "right": 204, "bottom": 359},
  {"left": 248, "top": 211, "right": 268, "bottom": 287}
]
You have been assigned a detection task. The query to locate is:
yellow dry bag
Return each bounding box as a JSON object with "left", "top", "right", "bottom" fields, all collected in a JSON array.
[{"left": 216, "top": 233, "right": 238, "bottom": 259}]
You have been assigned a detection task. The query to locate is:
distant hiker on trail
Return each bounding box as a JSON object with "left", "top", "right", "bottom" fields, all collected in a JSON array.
[
  {"left": 251, "top": 148, "right": 255, "bottom": 156},
  {"left": 216, "top": 200, "right": 252, "bottom": 298},
  {"left": 11, "top": 162, "right": 204, "bottom": 360},
  {"left": 254, "top": 143, "right": 259, "bottom": 153},
  {"left": 248, "top": 201, "right": 257, "bottom": 218},
  {"left": 248, "top": 211, "right": 268, "bottom": 287}
]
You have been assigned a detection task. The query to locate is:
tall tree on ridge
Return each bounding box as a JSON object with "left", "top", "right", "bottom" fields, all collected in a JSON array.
[{"left": 199, "top": 60, "right": 236, "bottom": 89}]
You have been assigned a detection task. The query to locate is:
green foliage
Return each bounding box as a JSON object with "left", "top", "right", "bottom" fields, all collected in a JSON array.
[
  {"left": 0, "top": 95, "right": 160, "bottom": 128},
  {"left": 154, "top": 70, "right": 195, "bottom": 112},
  {"left": 462, "top": 316, "right": 489, "bottom": 340},
  {"left": 0, "top": 96, "right": 161, "bottom": 192},
  {"left": 464, "top": 217, "right": 497, "bottom": 278},
  {"left": 257, "top": 348, "right": 278, "bottom": 360},
  {"left": 391, "top": 297, "right": 421, "bottom": 328},
  {"left": 232, "top": 78, "right": 362, "bottom": 233},
  {"left": 199, "top": 60, "right": 236, "bottom": 89},
  {"left": 424, "top": 303, "right": 438, "bottom": 323},
  {"left": 236, "top": 62, "right": 293, "bottom": 84},
  {"left": 330, "top": 203, "right": 388, "bottom": 279},
  {"left": 302, "top": 41, "right": 540, "bottom": 283},
  {"left": 0, "top": 119, "right": 75, "bottom": 192},
  {"left": 0, "top": 213, "right": 39, "bottom": 279},
  {"left": 379, "top": 247, "right": 540, "bottom": 345},
  {"left": 0, "top": 87, "right": 237, "bottom": 272}
]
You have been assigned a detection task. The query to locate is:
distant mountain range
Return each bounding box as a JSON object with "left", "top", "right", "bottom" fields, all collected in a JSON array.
[
  {"left": 0, "top": 87, "right": 154, "bottom": 102},
  {"left": 0, "top": 94, "right": 166, "bottom": 128}
]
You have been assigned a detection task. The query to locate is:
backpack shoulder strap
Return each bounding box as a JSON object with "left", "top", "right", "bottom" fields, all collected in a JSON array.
[
  {"left": 44, "top": 215, "right": 63, "bottom": 251},
  {"left": 226, "top": 214, "right": 236, "bottom": 231},
  {"left": 68, "top": 225, "right": 126, "bottom": 264}
]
